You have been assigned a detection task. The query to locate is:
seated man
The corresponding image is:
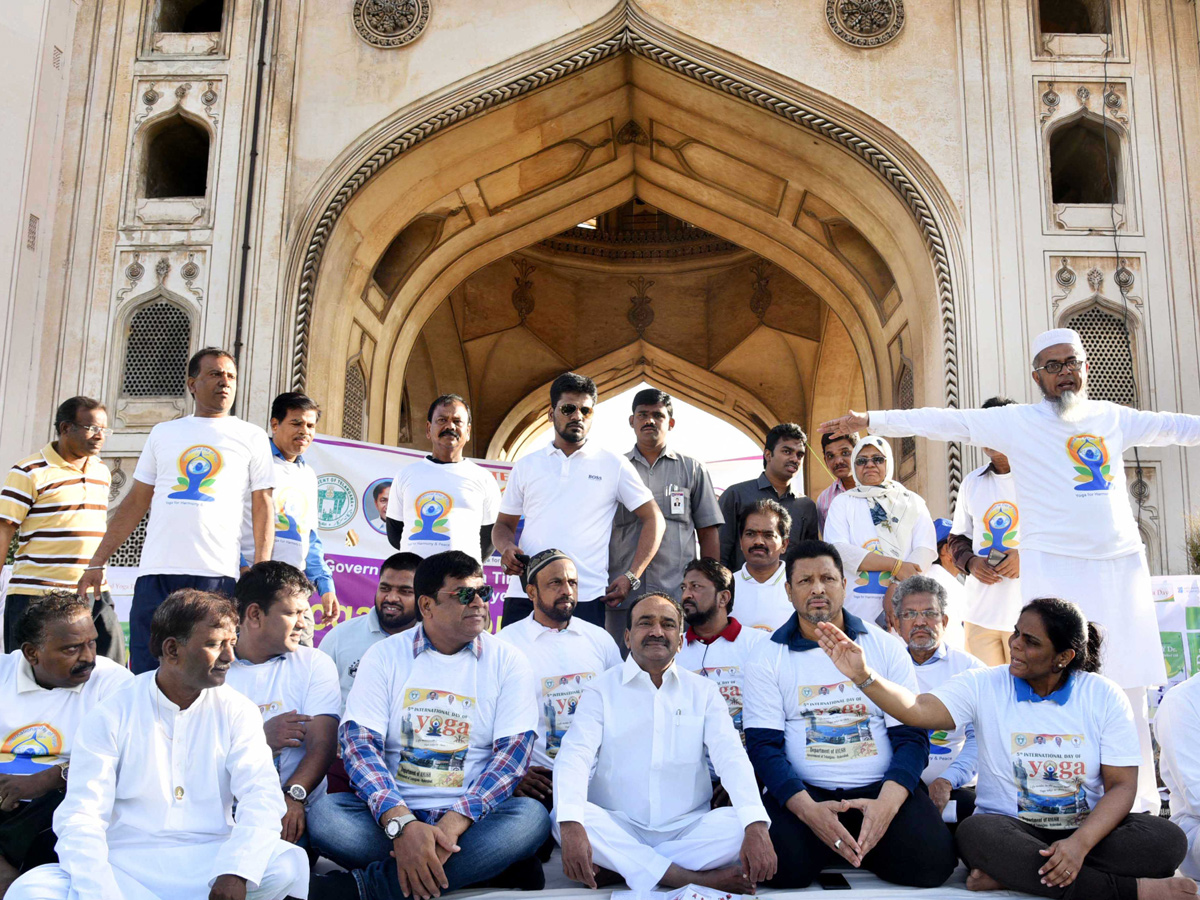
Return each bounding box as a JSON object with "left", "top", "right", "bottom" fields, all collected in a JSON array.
[
  {"left": 892, "top": 574, "right": 985, "bottom": 825},
  {"left": 743, "top": 540, "right": 956, "bottom": 889},
  {"left": 1157, "top": 670, "right": 1200, "bottom": 879},
  {"left": 307, "top": 550, "right": 549, "bottom": 900},
  {"left": 8, "top": 589, "right": 308, "bottom": 900},
  {"left": 496, "top": 549, "right": 621, "bottom": 805},
  {"left": 553, "top": 592, "right": 777, "bottom": 894},
  {"left": 0, "top": 592, "right": 131, "bottom": 895},
  {"left": 226, "top": 562, "right": 341, "bottom": 844},
  {"left": 319, "top": 552, "right": 422, "bottom": 711}
]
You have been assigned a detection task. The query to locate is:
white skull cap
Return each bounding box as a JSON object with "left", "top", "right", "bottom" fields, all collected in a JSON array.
[{"left": 1032, "top": 328, "right": 1084, "bottom": 361}]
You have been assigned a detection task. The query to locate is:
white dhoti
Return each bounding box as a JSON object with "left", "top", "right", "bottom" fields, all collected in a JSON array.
[
  {"left": 1022, "top": 548, "right": 1161, "bottom": 813},
  {"left": 8, "top": 839, "right": 309, "bottom": 900},
  {"left": 1178, "top": 817, "right": 1200, "bottom": 880},
  {"left": 552, "top": 803, "right": 744, "bottom": 893}
]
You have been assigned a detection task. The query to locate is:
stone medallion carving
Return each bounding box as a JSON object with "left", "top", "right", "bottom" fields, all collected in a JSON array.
[
  {"left": 353, "top": 0, "right": 431, "bottom": 49},
  {"left": 826, "top": 0, "right": 905, "bottom": 48}
]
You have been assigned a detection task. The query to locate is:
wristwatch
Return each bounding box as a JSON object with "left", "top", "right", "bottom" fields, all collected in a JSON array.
[
  {"left": 855, "top": 672, "right": 877, "bottom": 691},
  {"left": 624, "top": 570, "right": 642, "bottom": 591},
  {"left": 384, "top": 812, "right": 418, "bottom": 839},
  {"left": 285, "top": 784, "right": 308, "bottom": 803}
]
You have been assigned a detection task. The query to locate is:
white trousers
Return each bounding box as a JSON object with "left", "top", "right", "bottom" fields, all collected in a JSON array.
[
  {"left": 8, "top": 843, "right": 309, "bottom": 900},
  {"left": 552, "top": 803, "right": 744, "bottom": 893},
  {"left": 1126, "top": 686, "right": 1160, "bottom": 815}
]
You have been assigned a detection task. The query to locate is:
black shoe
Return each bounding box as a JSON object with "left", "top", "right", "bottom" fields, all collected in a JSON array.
[
  {"left": 488, "top": 854, "right": 547, "bottom": 891},
  {"left": 309, "top": 870, "right": 360, "bottom": 900}
]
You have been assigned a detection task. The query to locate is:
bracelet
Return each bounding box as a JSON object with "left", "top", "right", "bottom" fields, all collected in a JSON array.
[
  {"left": 84, "top": 565, "right": 105, "bottom": 571},
  {"left": 855, "top": 671, "right": 876, "bottom": 690}
]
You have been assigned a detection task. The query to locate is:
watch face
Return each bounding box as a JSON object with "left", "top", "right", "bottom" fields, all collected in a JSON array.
[{"left": 288, "top": 784, "right": 307, "bottom": 802}]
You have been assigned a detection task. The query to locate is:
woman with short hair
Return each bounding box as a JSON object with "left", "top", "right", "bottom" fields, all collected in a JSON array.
[{"left": 814, "top": 596, "right": 1194, "bottom": 900}]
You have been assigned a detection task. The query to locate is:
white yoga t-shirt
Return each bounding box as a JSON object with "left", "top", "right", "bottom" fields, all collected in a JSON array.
[
  {"left": 240, "top": 451, "right": 318, "bottom": 571},
  {"left": 733, "top": 564, "right": 793, "bottom": 634},
  {"left": 385, "top": 457, "right": 502, "bottom": 562},
  {"left": 951, "top": 464, "right": 1025, "bottom": 631}
]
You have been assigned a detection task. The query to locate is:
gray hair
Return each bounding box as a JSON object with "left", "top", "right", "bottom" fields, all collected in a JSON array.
[{"left": 891, "top": 575, "right": 948, "bottom": 617}]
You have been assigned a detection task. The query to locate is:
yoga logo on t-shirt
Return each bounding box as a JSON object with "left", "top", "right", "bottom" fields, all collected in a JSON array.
[
  {"left": 169, "top": 445, "right": 223, "bottom": 501},
  {"left": 1, "top": 723, "right": 63, "bottom": 757},
  {"left": 275, "top": 486, "right": 308, "bottom": 541},
  {"left": 1066, "top": 434, "right": 1113, "bottom": 492},
  {"left": 979, "top": 501, "right": 1019, "bottom": 554},
  {"left": 854, "top": 539, "right": 890, "bottom": 595},
  {"left": 397, "top": 688, "right": 473, "bottom": 787},
  {"left": 412, "top": 490, "right": 454, "bottom": 541}
]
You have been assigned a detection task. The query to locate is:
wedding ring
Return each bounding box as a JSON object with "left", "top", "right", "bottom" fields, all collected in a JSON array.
[
  {"left": 834, "top": 839, "right": 843, "bottom": 850},
  {"left": 1064, "top": 871, "right": 1071, "bottom": 877}
]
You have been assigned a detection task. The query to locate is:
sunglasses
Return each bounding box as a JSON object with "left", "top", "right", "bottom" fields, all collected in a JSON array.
[
  {"left": 557, "top": 403, "right": 594, "bottom": 418},
  {"left": 438, "top": 585, "right": 494, "bottom": 605},
  {"left": 855, "top": 456, "right": 887, "bottom": 467}
]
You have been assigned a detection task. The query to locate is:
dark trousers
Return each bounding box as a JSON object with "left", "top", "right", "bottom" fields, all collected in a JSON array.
[
  {"left": 916, "top": 781, "right": 976, "bottom": 829},
  {"left": 499, "top": 594, "right": 606, "bottom": 629},
  {"left": 0, "top": 789, "right": 64, "bottom": 871},
  {"left": 956, "top": 812, "right": 1188, "bottom": 900},
  {"left": 762, "top": 782, "right": 956, "bottom": 889},
  {"left": 3, "top": 591, "right": 125, "bottom": 665},
  {"left": 130, "top": 574, "right": 236, "bottom": 674}
]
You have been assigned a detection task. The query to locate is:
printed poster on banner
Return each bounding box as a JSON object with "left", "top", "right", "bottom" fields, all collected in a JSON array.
[
  {"left": 798, "top": 681, "right": 878, "bottom": 762},
  {"left": 1011, "top": 732, "right": 1090, "bottom": 829},
  {"left": 398, "top": 688, "right": 474, "bottom": 787}
]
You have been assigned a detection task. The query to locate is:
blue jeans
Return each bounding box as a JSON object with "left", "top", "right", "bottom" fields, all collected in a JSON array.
[
  {"left": 308, "top": 792, "right": 549, "bottom": 897},
  {"left": 129, "top": 574, "right": 236, "bottom": 673}
]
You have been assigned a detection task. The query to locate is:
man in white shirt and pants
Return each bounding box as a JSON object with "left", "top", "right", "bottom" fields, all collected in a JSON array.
[
  {"left": 79, "top": 348, "right": 276, "bottom": 674},
  {"left": 1156, "top": 671, "right": 1200, "bottom": 879},
  {"left": 821, "top": 327, "right": 1200, "bottom": 812},
  {"left": 8, "top": 589, "right": 308, "bottom": 900},
  {"left": 553, "top": 592, "right": 777, "bottom": 894}
]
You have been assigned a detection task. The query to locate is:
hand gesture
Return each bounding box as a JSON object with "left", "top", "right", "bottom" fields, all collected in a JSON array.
[
  {"left": 514, "top": 766, "right": 553, "bottom": 802},
  {"left": 209, "top": 874, "right": 248, "bottom": 900},
  {"left": 818, "top": 411, "right": 870, "bottom": 437},
  {"left": 602, "top": 575, "right": 632, "bottom": 608},
  {"left": 321, "top": 591, "right": 340, "bottom": 621},
  {"left": 262, "top": 711, "right": 311, "bottom": 752},
  {"left": 1039, "top": 835, "right": 1086, "bottom": 888},
  {"left": 391, "top": 820, "right": 459, "bottom": 900},
  {"left": 845, "top": 794, "right": 901, "bottom": 859},
  {"left": 993, "top": 549, "right": 1020, "bottom": 579},
  {"left": 560, "top": 821, "right": 598, "bottom": 889},
  {"left": 966, "top": 556, "right": 1002, "bottom": 585},
  {"left": 797, "top": 797, "right": 862, "bottom": 866},
  {"left": 815, "top": 622, "right": 869, "bottom": 684},
  {"left": 740, "top": 821, "right": 777, "bottom": 887},
  {"left": 77, "top": 567, "right": 104, "bottom": 603}
]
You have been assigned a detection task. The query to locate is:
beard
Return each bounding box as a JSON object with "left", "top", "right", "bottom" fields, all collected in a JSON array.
[
  {"left": 800, "top": 608, "right": 834, "bottom": 625},
  {"left": 537, "top": 598, "right": 574, "bottom": 623},
  {"left": 1042, "top": 385, "right": 1089, "bottom": 422},
  {"left": 683, "top": 605, "right": 715, "bottom": 628},
  {"left": 907, "top": 633, "right": 938, "bottom": 652}
]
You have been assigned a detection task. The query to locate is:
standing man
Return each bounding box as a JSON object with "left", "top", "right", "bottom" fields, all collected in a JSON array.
[
  {"left": 743, "top": 540, "right": 956, "bottom": 889},
  {"left": 497, "top": 549, "right": 621, "bottom": 806},
  {"left": 718, "top": 424, "right": 818, "bottom": 572},
  {"left": 815, "top": 431, "right": 859, "bottom": 533},
  {"left": 319, "top": 552, "right": 422, "bottom": 710},
  {"left": 733, "top": 500, "right": 795, "bottom": 633},
  {"left": 892, "top": 575, "right": 985, "bottom": 825},
  {"left": 493, "top": 372, "right": 663, "bottom": 627},
  {"left": 385, "top": 395, "right": 502, "bottom": 563},
  {"left": 78, "top": 348, "right": 275, "bottom": 674},
  {"left": 0, "top": 398, "right": 123, "bottom": 662},
  {"left": 947, "top": 397, "right": 1023, "bottom": 665},
  {"left": 240, "top": 392, "right": 339, "bottom": 626},
  {"left": 821, "top": 327, "right": 1194, "bottom": 811},
  {"left": 225, "top": 562, "right": 341, "bottom": 845}
]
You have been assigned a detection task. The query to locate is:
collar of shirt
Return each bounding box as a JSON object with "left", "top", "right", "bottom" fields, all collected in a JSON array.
[
  {"left": 685, "top": 616, "right": 743, "bottom": 646},
  {"left": 545, "top": 440, "right": 595, "bottom": 460},
  {"left": 529, "top": 616, "right": 586, "bottom": 639},
  {"left": 771, "top": 610, "right": 868, "bottom": 652},
  {"left": 411, "top": 623, "right": 483, "bottom": 659},
  {"left": 627, "top": 446, "right": 680, "bottom": 468},
  {"left": 270, "top": 439, "right": 306, "bottom": 466},
  {"left": 16, "top": 653, "right": 84, "bottom": 694},
  {"left": 911, "top": 642, "right": 949, "bottom": 667},
  {"left": 42, "top": 442, "right": 90, "bottom": 474},
  {"left": 739, "top": 562, "right": 785, "bottom": 586},
  {"left": 1013, "top": 672, "right": 1075, "bottom": 704},
  {"left": 620, "top": 653, "right": 681, "bottom": 687},
  {"left": 231, "top": 651, "right": 286, "bottom": 667},
  {"left": 365, "top": 606, "right": 383, "bottom": 634},
  {"left": 756, "top": 471, "right": 797, "bottom": 500}
]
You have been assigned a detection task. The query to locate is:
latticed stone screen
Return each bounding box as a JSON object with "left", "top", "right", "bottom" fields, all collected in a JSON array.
[
  {"left": 897, "top": 364, "right": 916, "bottom": 461},
  {"left": 343, "top": 361, "right": 366, "bottom": 440},
  {"left": 1065, "top": 305, "right": 1137, "bottom": 405},
  {"left": 109, "top": 514, "right": 149, "bottom": 567},
  {"left": 121, "top": 302, "right": 190, "bottom": 397}
]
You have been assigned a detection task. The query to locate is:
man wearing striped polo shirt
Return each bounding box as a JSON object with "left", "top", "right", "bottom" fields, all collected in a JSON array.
[{"left": 0, "top": 397, "right": 123, "bottom": 662}]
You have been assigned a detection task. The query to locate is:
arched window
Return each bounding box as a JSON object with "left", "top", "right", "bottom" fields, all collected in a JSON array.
[
  {"left": 1065, "top": 305, "right": 1137, "bottom": 405},
  {"left": 343, "top": 361, "right": 367, "bottom": 441},
  {"left": 143, "top": 115, "right": 210, "bottom": 200},
  {"left": 121, "top": 301, "right": 192, "bottom": 397},
  {"left": 156, "top": 0, "right": 225, "bottom": 33},
  {"left": 1039, "top": 0, "right": 1109, "bottom": 33},
  {"left": 1050, "top": 117, "right": 1121, "bottom": 204}
]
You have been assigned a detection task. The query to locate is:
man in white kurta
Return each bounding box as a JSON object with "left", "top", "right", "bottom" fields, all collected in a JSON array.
[
  {"left": 1156, "top": 672, "right": 1200, "bottom": 879},
  {"left": 553, "top": 593, "right": 776, "bottom": 894},
  {"left": 8, "top": 590, "right": 307, "bottom": 900},
  {"left": 821, "top": 327, "right": 1200, "bottom": 811}
]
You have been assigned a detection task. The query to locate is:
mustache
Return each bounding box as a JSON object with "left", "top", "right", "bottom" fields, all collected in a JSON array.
[
  {"left": 641, "top": 636, "right": 670, "bottom": 646},
  {"left": 749, "top": 544, "right": 768, "bottom": 553},
  {"left": 439, "top": 429, "right": 458, "bottom": 438},
  {"left": 70, "top": 662, "right": 95, "bottom": 676}
]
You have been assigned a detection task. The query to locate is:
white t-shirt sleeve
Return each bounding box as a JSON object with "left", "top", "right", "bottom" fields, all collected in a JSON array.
[
  {"left": 385, "top": 468, "right": 406, "bottom": 521},
  {"left": 930, "top": 665, "right": 986, "bottom": 732},
  {"left": 343, "top": 641, "right": 394, "bottom": 735},
  {"left": 1095, "top": 678, "right": 1142, "bottom": 767},
  {"left": 481, "top": 470, "right": 502, "bottom": 525},
  {"left": 870, "top": 407, "right": 1011, "bottom": 452},
  {"left": 950, "top": 474, "right": 974, "bottom": 538},
  {"left": 742, "top": 644, "right": 787, "bottom": 731},
  {"left": 305, "top": 651, "right": 344, "bottom": 719},
  {"left": 247, "top": 431, "right": 276, "bottom": 492},
  {"left": 132, "top": 428, "right": 160, "bottom": 486},
  {"left": 491, "top": 648, "right": 538, "bottom": 740},
  {"left": 498, "top": 460, "right": 526, "bottom": 517},
  {"left": 1118, "top": 406, "right": 1200, "bottom": 449},
  {"left": 614, "top": 455, "right": 655, "bottom": 511},
  {"left": 823, "top": 494, "right": 867, "bottom": 574},
  {"left": 877, "top": 635, "right": 920, "bottom": 728}
]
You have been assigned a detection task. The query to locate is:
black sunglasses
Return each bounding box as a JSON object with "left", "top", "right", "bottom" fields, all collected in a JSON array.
[
  {"left": 557, "top": 403, "right": 594, "bottom": 418},
  {"left": 437, "top": 585, "right": 494, "bottom": 605}
]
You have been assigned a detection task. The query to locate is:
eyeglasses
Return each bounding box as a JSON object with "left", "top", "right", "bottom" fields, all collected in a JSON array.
[
  {"left": 854, "top": 456, "right": 887, "bottom": 467},
  {"left": 437, "top": 585, "right": 494, "bottom": 605},
  {"left": 897, "top": 609, "right": 942, "bottom": 621},
  {"left": 557, "top": 404, "right": 593, "bottom": 418},
  {"left": 1033, "top": 357, "right": 1086, "bottom": 375},
  {"left": 72, "top": 424, "right": 112, "bottom": 437}
]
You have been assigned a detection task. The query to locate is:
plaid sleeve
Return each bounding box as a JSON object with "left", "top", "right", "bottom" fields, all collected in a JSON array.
[
  {"left": 341, "top": 719, "right": 408, "bottom": 823},
  {"left": 448, "top": 730, "right": 535, "bottom": 821},
  {"left": 0, "top": 464, "right": 34, "bottom": 527}
]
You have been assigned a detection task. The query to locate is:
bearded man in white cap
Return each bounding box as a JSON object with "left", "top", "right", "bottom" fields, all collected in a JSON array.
[{"left": 820, "top": 327, "right": 1200, "bottom": 813}]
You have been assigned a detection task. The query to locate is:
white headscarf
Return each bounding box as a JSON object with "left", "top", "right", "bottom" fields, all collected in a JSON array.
[{"left": 845, "top": 435, "right": 929, "bottom": 559}]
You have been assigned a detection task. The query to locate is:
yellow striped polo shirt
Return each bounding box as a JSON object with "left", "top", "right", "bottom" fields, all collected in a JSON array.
[{"left": 0, "top": 444, "right": 110, "bottom": 595}]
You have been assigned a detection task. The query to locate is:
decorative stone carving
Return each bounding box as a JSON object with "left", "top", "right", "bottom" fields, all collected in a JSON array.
[
  {"left": 825, "top": 0, "right": 905, "bottom": 48},
  {"left": 353, "top": 0, "right": 431, "bottom": 49},
  {"left": 616, "top": 120, "right": 649, "bottom": 146},
  {"left": 749, "top": 261, "right": 773, "bottom": 320},
  {"left": 510, "top": 257, "right": 535, "bottom": 322},
  {"left": 1047, "top": 255, "right": 1143, "bottom": 313},
  {"left": 627, "top": 275, "right": 655, "bottom": 335}
]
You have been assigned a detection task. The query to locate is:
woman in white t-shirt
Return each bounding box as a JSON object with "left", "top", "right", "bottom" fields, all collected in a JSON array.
[
  {"left": 823, "top": 436, "right": 937, "bottom": 629},
  {"left": 812, "top": 596, "right": 1193, "bottom": 900}
]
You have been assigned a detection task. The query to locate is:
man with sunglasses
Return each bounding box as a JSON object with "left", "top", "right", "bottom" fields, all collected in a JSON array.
[
  {"left": 820, "top": 326, "right": 1200, "bottom": 815},
  {"left": 0, "top": 397, "right": 124, "bottom": 662},
  {"left": 308, "top": 550, "right": 549, "bottom": 900},
  {"left": 493, "top": 372, "right": 662, "bottom": 628}
]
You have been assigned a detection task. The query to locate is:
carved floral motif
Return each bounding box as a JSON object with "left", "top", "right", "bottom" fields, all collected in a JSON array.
[
  {"left": 353, "top": 0, "right": 431, "bottom": 49},
  {"left": 825, "top": 0, "right": 905, "bottom": 47}
]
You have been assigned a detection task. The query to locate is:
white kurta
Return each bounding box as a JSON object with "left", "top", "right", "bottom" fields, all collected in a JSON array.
[
  {"left": 10, "top": 672, "right": 308, "bottom": 900},
  {"left": 1155, "top": 672, "right": 1200, "bottom": 878},
  {"left": 870, "top": 400, "right": 1200, "bottom": 688}
]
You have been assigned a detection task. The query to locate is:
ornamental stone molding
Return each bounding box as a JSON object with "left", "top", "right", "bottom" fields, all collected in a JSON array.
[
  {"left": 825, "top": 0, "right": 906, "bottom": 48},
  {"left": 353, "top": 0, "right": 431, "bottom": 49}
]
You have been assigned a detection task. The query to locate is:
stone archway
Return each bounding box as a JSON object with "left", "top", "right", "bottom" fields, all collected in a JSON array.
[{"left": 281, "top": 1, "right": 967, "bottom": 504}]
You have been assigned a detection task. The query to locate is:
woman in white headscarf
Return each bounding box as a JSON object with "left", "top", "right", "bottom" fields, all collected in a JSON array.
[{"left": 823, "top": 435, "right": 937, "bottom": 628}]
